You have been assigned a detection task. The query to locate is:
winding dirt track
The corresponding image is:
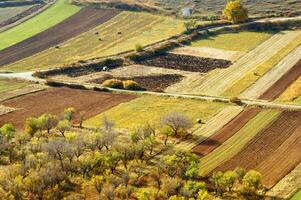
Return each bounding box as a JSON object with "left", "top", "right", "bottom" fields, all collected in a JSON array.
[
  {"left": 260, "top": 59, "right": 301, "bottom": 101},
  {"left": 192, "top": 107, "right": 261, "bottom": 156},
  {"left": 0, "top": 87, "right": 136, "bottom": 129},
  {"left": 0, "top": 8, "right": 120, "bottom": 67}
]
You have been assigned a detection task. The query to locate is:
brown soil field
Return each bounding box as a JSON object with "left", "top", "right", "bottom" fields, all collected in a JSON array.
[
  {"left": 192, "top": 107, "right": 261, "bottom": 156},
  {"left": 0, "top": 8, "right": 120, "bottom": 67},
  {"left": 0, "top": 87, "right": 136, "bottom": 129},
  {"left": 215, "top": 111, "right": 301, "bottom": 187},
  {"left": 260, "top": 60, "right": 301, "bottom": 101},
  {"left": 257, "top": 125, "right": 301, "bottom": 188},
  {"left": 92, "top": 74, "right": 184, "bottom": 92},
  {"left": 135, "top": 53, "right": 232, "bottom": 72}
]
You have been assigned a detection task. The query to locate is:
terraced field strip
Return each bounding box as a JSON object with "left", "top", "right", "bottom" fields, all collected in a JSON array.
[
  {"left": 258, "top": 59, "right": 301, "bottom": 101},
  {"left": 215, "top": 111, "right": 301, "bottom": 180},
  {"left": 225, "top": 32, "right": 301, "bottom": 97},
  {"left": 198, "top": 109, "right": 281, "bottom": 176},
  {"left": 0, "top": 105, "right": 16, "bottom": 116},
  {"left": 258, "top": 125, "right": 301, "bottom": 188},
  {"left": 190, "top": 31, "right": 274, "bottom": 52},
  {"left": 0, "top": 88, "right": 136, "bottom": 129},
  {"left": 0, "top": 0, "right": 80, "bottom": 50},
  {"left": 0, "top": 8, "right": 120, "bottom": 67},
  {"left": 84, "top": 95, "right": 225, "bottom": 130},
  {"left": 192, "top": 107, "right": 261, "bottom": 156},
  {"left": 266, "top": 163, "right": 301, "bottom": 199},
  {"left": 175, "top": 106, "right": 243, "bottom": 151},
  {"left": 182, "top": 31, "right": 300, "bottom": 96},
  {"left": 240, "top": 46, "right": 301, "bottom": 100},
  {"left": 279, "top": 76, "right": 301, "bottom": 102},
  {"left": 290, "top": 190, "right": 301, "bottom": 200},
  {"left": 3, "top": 12, "right": 184, "bottom": 72},
  {"left": 0, "top": 77, "right": 30, "bottom": 94}
]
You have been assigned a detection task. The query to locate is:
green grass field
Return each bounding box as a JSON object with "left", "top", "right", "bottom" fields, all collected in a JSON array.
[
  {"left": 84, "top": 95, "right": 225, "bottom": 129},
  {"left": 0, "top": 5, "right": 33, "bottom": 23},
  {"left": 199, "top": 109, "right": 281, "bottom": 176},
  {"left": 191, "top": 31, "right": 274, "bottom": 52},
  {"left": 290, "top": 190, "right": 301, "bottom": 200},
  {"left": 0, "top": 0, "right": 80, "bottom": 50},
  {"left": 3, "top": 11, "right": 185, "bottom": 72},
  {"left": 0, "top": 78, "right": 30, "bottom": 94}
]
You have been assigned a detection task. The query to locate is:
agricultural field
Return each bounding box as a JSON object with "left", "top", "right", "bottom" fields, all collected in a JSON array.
[
  {"left": 0, "top": 8, "right": 120, "bottom": 67},
  {"left": 0, "top": 87, "right": 136, "bottom": 129},
  {"left": 198, "top": 109, "right": 281, "bottom": 176},
  {"left": 1, "top": 0, "right": 301, "bottom": 198},
  {"left": 290, "top": 190, "right": 301, "bottom": 200},
  {"left": 0, "top": 5, "right": 32, "bottom": 23},
  {"left": 190, "top": 31, "right": 274, "bottom": 52},
  {"left": 84, "top": 95, "right": 226, "bottom": 129},
  {"left": 0, "top": 0, "right": 80, "bottom": 50},
  {"left": 0, "top": 77, "right": 31, "bottom": 94},
  {"left": 1, "top": 11, "right": 185, "bottom": 72}
]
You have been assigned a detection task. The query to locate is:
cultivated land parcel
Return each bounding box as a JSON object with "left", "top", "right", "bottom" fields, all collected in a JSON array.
[{"left": 0, "top": 0, "right": 301, "bottom": 199}]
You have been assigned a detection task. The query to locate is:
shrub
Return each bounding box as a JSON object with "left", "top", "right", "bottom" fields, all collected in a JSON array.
[
  {"left": 135, "top": 44, "right": 144, "bottom": 52},
  {"left": 123, "top": 80, "right": 144, "bottom": 91},
  {"left": 102, "top": 79, "right": 124, "bottom": 89},
  {"left": 230, "top": 97, "right": 242, "bottom": 104},
  {"left": 222, "top": 0, "right": 248, "bottom": 24}
]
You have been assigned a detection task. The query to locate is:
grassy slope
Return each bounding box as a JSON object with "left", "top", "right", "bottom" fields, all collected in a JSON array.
[
  {"left": 199, "top": 109, "right": 281, "bottom": 176},
  {"left": 84, "top": 96, "right": 225, "bottom": 129},
  {"left": 190, "top": 31, "right": 274, "bottom": 52},
  {"left": 0, "top": 78, "right": 30, "bottom": 93},
  {"left": 0, "top": 0, "right": 80, "bottom": 50},
  {"left": 3, "top": 11, "right": 184, "bottom": 72},
  {"left": 0, "top": 5, "right": 32, "bottom": 23},
  {"left": 290, "top": 190, "right": 301, "bottom": 200},
  {"left": 224, "top": 32, "right": 301, "bottom": 97}
]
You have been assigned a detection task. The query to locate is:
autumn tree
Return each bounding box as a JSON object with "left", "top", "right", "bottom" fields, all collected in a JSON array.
[
  {"left": 222, "top": 0, "right": 248, "bottom": 23},
  {"left": 161, "top": 112, "right": 193, "bottom": 139}
]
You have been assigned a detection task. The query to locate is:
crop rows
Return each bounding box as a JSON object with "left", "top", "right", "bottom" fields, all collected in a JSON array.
[
  {"left": 2, "top": 11, "right": 184, "bottom": 72},
  {"left": 198, "top": 109, "right": 281, "bottom": 176}
]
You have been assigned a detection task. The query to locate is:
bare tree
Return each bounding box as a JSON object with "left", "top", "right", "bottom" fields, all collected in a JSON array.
[{"left": 161, "top": 112, "right": 193, "bottom": 138}]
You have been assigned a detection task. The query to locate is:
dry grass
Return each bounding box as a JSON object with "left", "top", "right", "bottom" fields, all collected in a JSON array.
[{"left": 3, "top": 11, "right": 184, "bottom": 72}]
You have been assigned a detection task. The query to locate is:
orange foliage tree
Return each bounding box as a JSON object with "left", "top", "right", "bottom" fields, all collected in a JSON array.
[{"left": 222, "top": 0, "right": 248, "bottom": 23}]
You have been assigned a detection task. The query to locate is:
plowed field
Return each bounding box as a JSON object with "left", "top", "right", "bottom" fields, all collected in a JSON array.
[
  {"left": 0, "top": 87, "right": 136, "bottom": 129},
  {"left": 215, "top": 111, "right": 301, "bottom": 188},
  {"left": 192, "top": 107, "right": 261, "bottom": 156},
  {"left": 0, "top": 8, "right": 119, "bottom": 67}
]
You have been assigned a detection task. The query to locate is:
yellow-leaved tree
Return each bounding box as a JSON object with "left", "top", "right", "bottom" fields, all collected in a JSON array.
[{"left": 222, "top": 0, "right": 248, "bottom": 23}]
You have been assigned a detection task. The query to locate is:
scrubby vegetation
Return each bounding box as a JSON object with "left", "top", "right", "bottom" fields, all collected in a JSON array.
[
  {"left": 0, "top": 108, "right": 266, "bottom": 199},
  {"left": 102, "top": 79, "right": 145, "bottom": 91}
]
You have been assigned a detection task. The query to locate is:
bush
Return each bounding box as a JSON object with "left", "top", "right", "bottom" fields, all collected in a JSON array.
[
  {"left": 123, "top": 80, "right": 144, "bottom": 91},
  {"left": 135, "top": 44, "right": 144, "bottom": 52},
  {"left": 102, "top": 79, "right": 124, "bottom": 89},
  {"left": 230, "top": 97, "right": 242, "bottom": 104}
]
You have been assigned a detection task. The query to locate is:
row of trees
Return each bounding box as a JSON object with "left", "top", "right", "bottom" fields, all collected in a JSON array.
[{"left": 0, "top": 108, "right": 265, "bottom": 199}]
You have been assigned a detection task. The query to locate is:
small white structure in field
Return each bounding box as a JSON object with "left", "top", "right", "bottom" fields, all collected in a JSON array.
[{"left": 181, "top": 7, "right": 193, "bottom": 17}]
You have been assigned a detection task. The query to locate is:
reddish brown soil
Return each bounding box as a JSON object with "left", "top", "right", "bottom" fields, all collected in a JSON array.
[
  {"left": 214, "top": 111, "right": 301, "bottom": 187},
  {"left": 192, "top": 107, "right": 261, "bottom": 156},
  {"left": 135, "top": 53, "right": 232, "bottom": 72},
  {"left": 0, "top": 8, "right": 120, "bottom": 67},
  {"left": 257, "top": 125, "right": 301, "bottom": 188},
  {"left": 260, "top": 60, "right": 301, "bottom": 101},
  {"left": 92, "top": 74, "right": 184, "bottom": 92},
  {"left": 0, "top": 87, "right": 136, "bottom": 129}
]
